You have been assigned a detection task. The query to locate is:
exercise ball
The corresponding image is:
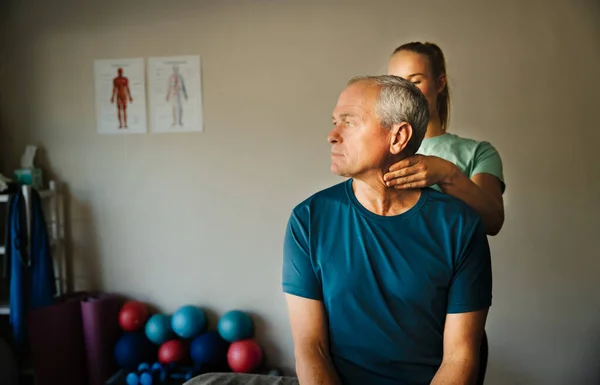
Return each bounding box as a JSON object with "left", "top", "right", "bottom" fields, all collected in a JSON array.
[
  {"left": 0, "top": 338, "right": 18, "bottom": 385},
  {"left": 217, "top": 310, "right": 253, "bottom": 342},
  {"left": 119, "top": 301, "right": 150, "bottom": 332},
  {"left": 227, "top": 339, "right": 262, "bottom": 373},
  {"left": 145, "top": 313, "right": 174, "bottom": 345},
  {"left": 190, "top": 331, "right": 229, "bottom": 366},
  {"left": 158, "top": 339, "right": 187, "bottom": 364},
  {"left": 171, "top": 305, "right": 207, "bottom": 339},
  {"left": 114, "top": 331, "right": 156, "bottom": 369}
]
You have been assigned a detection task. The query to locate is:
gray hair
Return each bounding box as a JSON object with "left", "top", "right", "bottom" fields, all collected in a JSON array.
[{"left": 347, "top": 75, "right": 429, "bottom": 156}]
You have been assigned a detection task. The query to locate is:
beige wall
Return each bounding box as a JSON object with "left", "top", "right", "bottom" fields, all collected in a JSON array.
[{"left": 1, "top": 0, "right": 599, "bottom": 383}]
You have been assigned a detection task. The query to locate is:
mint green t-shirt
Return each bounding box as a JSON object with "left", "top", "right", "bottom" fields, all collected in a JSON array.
[{"left": 417, "top": 133, "right": 505, "bottom": 193}]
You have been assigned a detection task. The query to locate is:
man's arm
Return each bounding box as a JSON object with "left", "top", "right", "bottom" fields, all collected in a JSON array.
[
  {"left": 285, "top": 294, "right": 341, "bottom": 385},
  {"left": 430, "top": 309, "right": 488, "bottom": 385},
  {"left": 433, "top": 212, "right": 492, "bottom": 385},
  {"left": 282, "top": 207, "right": 341, "bottom": 385}
]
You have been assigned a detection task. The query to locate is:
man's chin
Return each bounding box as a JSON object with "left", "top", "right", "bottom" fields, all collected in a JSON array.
[{"left": 330, "top": 164, "right": 351, "bottom": 178}]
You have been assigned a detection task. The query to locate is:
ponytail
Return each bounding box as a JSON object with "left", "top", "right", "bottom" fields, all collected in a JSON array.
[{"left": 392, "top": 42, "right": 450, "bottom": 131}]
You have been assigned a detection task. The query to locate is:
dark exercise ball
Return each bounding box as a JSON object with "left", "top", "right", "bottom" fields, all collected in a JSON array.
[
  {"left": 114, "top": 331, "right": 157, "bottom": 370},
  {"left": 0, "top": 338, "right": 18, "bottom": 385},
  {"left": 190, "top": 331, "right": 229, "bottom": 367}
]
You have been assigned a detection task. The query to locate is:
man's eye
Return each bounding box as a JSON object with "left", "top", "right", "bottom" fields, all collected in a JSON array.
[{"left": 345, "top": 121, "right": 354, "bottom": 126}]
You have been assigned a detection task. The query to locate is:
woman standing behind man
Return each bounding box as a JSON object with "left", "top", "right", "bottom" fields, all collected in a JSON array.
[
  {"left": 384, "top": 42, "right": 506, "bottom": 384},
  {"left": 385, "top": 42, "right": 505, "bottom": 236}
]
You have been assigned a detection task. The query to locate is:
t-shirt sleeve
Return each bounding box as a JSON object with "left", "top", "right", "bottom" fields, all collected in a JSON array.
[
  {"left": 282, "top": 208, "right": 323, "bottom": 301},
  {"left": 447, "top": 216, "right": 492, "bottom": 314},
  {"left": 471, "top": 141, "right": 506, "bottom": 194}
]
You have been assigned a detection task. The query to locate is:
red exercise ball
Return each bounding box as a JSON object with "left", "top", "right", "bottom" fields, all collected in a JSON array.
[
  {"left": 119, "top": 301, "right": 150, "bottom": 332},
  {"left": 158, "top": 339, "right": 187, "bottom": 365},
  {"left": 227, "top": 339, "right": 262, "bottom": 373}
]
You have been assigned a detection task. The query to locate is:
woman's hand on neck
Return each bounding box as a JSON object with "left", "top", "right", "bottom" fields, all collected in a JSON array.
[{"left": 351, "top": 170, "right": 422, "bottom": 217}]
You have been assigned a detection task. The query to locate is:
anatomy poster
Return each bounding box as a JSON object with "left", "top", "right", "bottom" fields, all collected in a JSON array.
[
  {"left": 148, "top": 55, "right": 203, "bottom": 133},
  {"left": 94, "top": 58, "right": 147, "bottom": 134}
]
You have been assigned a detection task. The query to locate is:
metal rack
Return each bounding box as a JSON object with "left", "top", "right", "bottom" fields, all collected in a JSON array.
[{"left": 0, "top": 180, "right": 66, "bottom": 315}]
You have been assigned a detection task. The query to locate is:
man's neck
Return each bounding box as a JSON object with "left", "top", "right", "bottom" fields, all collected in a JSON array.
[{"left": 351, "top": 173, "right": 422, "bottom": 217}]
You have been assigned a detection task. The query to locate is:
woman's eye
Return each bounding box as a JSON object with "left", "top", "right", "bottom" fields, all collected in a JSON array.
[{"left": 412, "top": 81, "right": 421, "bottom": 85}]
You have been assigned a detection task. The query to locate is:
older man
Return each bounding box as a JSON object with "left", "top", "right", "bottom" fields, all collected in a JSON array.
[{"left": 282, "top": 75, "right": 492, "bottom": 385}]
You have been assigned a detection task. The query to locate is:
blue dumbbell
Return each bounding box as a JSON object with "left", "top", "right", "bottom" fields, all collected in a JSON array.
[
  {"left": 126, "top": 369, "right": 154, "bottom": 385},
  {"left": 142, "top": 372, "right": 153, "bottom": 385},
  {"left": 151, "top": 362, "right": 163, "bottom": 373},
  {"left": 158, "top": 362, "right": 178, "bottom": 383},
  {"left": 126, "top": 372, "right": 139, "bottom": 385},
  {"left": 168, "top": 366, "right": 196, "bottom": 382}
]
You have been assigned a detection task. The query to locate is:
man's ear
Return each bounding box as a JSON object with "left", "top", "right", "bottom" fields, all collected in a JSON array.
[{"left": 390, "top": 122, "right": 413, "bottom": 155}]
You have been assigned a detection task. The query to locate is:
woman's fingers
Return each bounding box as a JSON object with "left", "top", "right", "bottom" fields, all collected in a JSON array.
[
  {"left": 384, "top": 166, "right": 419, "bottom": 182},
  {"left": 385, "top": 172, "right": 428, "bottom": 188},
  {"left": 388, "top": 155, "right": 422, "bottom": 172}
]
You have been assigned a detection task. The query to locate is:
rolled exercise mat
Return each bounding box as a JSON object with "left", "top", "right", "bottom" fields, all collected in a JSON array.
[
  {"left": 26, "top": 292, "right": 89, "bottom": 385},
  {"left": 81, "top": 292, "right": 123, "bottom": 385}
]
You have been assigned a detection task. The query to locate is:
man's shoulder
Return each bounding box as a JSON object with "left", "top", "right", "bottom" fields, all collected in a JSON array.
[
  {"left": 422, "top": 188, "right": 482, "bottom": 230},
  {"left": 291, "top": 180, "right": 348, "bottom": 213}
]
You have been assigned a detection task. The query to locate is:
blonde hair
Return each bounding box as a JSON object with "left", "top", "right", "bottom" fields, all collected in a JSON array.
[{"left": 392, "top": 42, "right": 450, "bottom": 131}]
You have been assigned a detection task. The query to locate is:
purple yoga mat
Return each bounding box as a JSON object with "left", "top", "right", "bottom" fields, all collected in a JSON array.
[
  {"left": 27, "top": 293, "right": 89, "bottom": 385},
  {"left": 81, "top": 293, "right": 123, "bottom": 385}
]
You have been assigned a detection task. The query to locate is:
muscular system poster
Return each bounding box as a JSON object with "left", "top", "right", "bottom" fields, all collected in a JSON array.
[{"left": 94, "top": 57, "right": 148, "bottom": 134}]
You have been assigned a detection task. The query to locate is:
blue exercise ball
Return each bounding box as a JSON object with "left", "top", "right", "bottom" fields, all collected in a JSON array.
[
  {"left": 190, "top": 331, "right": 229, "bottom": 366},
  {"left": 114, "top": 331, "right": 156, "bottom": 370},
  {"left": 171, "top": 305, "right": 207, "bottom": 339},
  {"left": 217, "top": 310, "right": 253, "bottom": 342},
  {"left": 145, "top": 314, "right": 174, "bottom": 345}
]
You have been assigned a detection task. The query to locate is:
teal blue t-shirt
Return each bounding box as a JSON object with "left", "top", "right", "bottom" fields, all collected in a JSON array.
[
  {"left": 282, "top": 180, "right": 492, "bottom": 385},
  {"left": 417, "top": 133, "right": 505, "bottom": 193}
]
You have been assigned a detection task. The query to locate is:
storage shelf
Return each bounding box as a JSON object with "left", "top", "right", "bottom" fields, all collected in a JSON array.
[
  {"left": 0, "top": 188, "right": 54, "bottom": 203},
  {"left": 0, "top": 298, "right": 9, "bottom": 315},
  {"left": 0, "top": 180, "right": 66, "bottom": 319}
]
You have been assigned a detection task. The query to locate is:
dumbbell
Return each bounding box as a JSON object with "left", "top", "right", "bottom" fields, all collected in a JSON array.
[
  {"left": 125, "top": 371, "right": 153, "bottom": 385},
  {"left": 125, "top": 362, "right": 160, "bottom": 385},
  {"left": 163, "top": 363, "right": 201, "bottom": 382},
  {"left": 168, "top": 367, "right": 196, "bottom": 382}
]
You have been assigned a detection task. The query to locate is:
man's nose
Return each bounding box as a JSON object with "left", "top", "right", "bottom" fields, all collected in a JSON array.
[{"left": 328, "top": 126, "right": 341, "bottom": 144}]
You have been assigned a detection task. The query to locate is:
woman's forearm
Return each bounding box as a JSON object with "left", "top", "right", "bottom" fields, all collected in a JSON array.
[{"left": 440, "top": 166, "right": 504, "bottom": 235}]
